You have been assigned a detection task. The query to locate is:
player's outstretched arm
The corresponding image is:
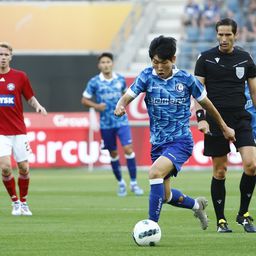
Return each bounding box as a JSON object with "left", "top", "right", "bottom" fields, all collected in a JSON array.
[
  {"left": 114, "top": 93, "right": 134, "bottom": 117},
  {"left": 27, "top": 96, "right": 47, "bottom": 115},
  {"left": 198, "top": 96, "right": 236, "bottom": 142}
]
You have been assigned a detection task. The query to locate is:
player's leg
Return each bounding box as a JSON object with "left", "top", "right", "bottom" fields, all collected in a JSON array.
[
  {"left": 0, "top": 135, "right": 20, "bottom": 215},
  {"left": 101, "top": 128, "right": 126, "bottom": 196},
  {"left": 118, "top": 125, "right": 144, "bottom": 196},
  {"left": 149, "top": 137, "right": 193, "bottom": 222},
  {"left": 164, "top": 179, "right": 208, "bottom": 230},
  {"left": 148, "top": 156, "right": 172, "bottom": 222},
  {"left": 13, "top": 135, "right": 32, "bottom": 216},
  {"left": 234, "top": 113, "right": 256, "bottom": 232},
  {"left": 204, "top": 134, "right": 232, "bottom": 232},
  {"left": 237, "top": 145, "right": 256, "bottom": 232}
]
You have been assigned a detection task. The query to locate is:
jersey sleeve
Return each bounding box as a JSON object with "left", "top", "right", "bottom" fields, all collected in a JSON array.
[
  {"left": 128, "top": 71, "right": 147, "bottom": 97},
  {"left": 190, "top": 75, "right": 207, "bottom": 101},
  {"left": 194, "top": 54, "right": 206, "bottom": 77},
  {"left": 22, "top": 72, "right": 34, "bottom": 100},
  {"left": 82, "top": 78, "right": 95, "bottom": 98}
]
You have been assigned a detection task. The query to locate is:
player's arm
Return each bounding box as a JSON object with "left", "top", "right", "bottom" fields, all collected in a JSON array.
[
  {"left": 198, "top": 96, "right": 236, "bottom": 142},
  {"left": 27, "top": 96, "right": 47, "bottom": 115},
  {"left": 194, "top": 75, "right": 210, "bottom": 134},
  {"left": 114, "top": 92, "right": 135, "bottom": 117},
  {"left": 81, "top": 97, "right": 106, "bottom": 112},
  {"left": 248, "top": 77, "right": 256, "bottom": 107}
]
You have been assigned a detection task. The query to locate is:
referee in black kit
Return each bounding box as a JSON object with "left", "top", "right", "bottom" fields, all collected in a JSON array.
[{"left": 194, "top": 18, "right": 256, "bottom": 233}]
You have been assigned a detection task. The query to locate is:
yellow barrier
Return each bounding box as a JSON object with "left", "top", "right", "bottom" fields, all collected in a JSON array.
[{"left": 0, "top": 2, "right": 132, "bottom": 51}]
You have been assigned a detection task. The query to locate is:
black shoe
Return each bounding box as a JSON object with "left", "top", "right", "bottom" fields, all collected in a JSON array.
[
  {"left": 217, "top": 219, "right": 232, "bottom": 233},
  {"left": 236, "top": 212, "right": 256, "bottom": 233}
]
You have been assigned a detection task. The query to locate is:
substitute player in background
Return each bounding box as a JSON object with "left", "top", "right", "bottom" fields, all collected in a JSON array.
[
  {"left": 194, "top": 18, "right": 256, "bottom": 232},
  {"left": 81, "top": 52, "right": 143, "bottom": 197},
  {"left": 115, "top": 36, "right": 235, "bottom": 230},
  {"left": 0, "top": 42, "right": 47, "bottom": 216}
]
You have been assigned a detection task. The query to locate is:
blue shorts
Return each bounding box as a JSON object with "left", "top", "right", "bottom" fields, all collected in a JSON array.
[
  {"left": 100, "top": 125, "right": 132, "bottom": 151},
  {"left": 151, "top": 137, "right": 193, "bottom": 177}
]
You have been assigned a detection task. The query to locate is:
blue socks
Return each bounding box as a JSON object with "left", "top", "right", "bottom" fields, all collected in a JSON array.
[
  {"left": 167, "top": 188, "right": 195, "bottom": 209},
  {"left": 110, "top": 156, "right": 122, "bottom": 182},
  {"left": 149, "top": 179, "right": 164, "bottom": 222},
  {"left": 125, "top": 153, "right": 137, "bottom": 182}
]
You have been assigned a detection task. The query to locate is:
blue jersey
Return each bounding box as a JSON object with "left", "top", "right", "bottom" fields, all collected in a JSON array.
[
  {"left": 83, "top": 72, "right": 129, "bottom": 129},
  {"left": 245, "top": 83, "right": 256, "bottom": 139},
  {"left": 128, "top": 67, "right": 206, "bottom": 145}
]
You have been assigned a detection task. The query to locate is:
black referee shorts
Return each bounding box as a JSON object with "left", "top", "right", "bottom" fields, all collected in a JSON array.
[{"left": 204, "top": 109, "right": 255, "bottom": 157}]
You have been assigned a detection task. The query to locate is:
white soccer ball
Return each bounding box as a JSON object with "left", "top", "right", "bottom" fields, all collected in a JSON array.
[{"left": 132, "top": 219, "right": 161, "bottom": 246}]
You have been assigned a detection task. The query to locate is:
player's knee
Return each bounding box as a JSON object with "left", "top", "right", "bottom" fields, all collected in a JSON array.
[
  {"left": 213, "top": 168, "right": 227, "bottom": 179},
  {"left": 17, "top": 162, "right": 29, "bottom": 175},
  {"left": 109, "top": 151, "right": 118, "bottom": 158},
  {"left": 149, "top": 168, "right": 164, "bottom": 179},
  {"left": 244, "top": 161, "right": 256, "bottom": 175},
  {"left": 1, "top": 165, "right": 12, "bottom": 176}
]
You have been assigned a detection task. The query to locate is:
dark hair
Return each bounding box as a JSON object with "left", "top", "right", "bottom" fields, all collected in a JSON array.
[
  {"left": 215, "top": 18, "right": 237, "bottom": 35},
  {"left": 98, "top": 52, "right": 113, "bottom": 61},
  {"left": 148, "top": 35, "right": 176, "bottom": 60}
]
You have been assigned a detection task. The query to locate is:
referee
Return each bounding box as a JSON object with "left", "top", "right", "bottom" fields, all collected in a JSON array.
[{"left": 194, "top": 18, "right": 256, "bottom": 233}]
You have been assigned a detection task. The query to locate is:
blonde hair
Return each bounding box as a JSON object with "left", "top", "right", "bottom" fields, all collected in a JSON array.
[{"left": 0, "top": 42, "right": 13, "bottom": 53}]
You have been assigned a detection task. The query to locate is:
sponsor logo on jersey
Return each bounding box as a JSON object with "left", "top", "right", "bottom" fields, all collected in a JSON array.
[
  {"left": 0, "top": 77, "right": 5, "bottom": 82},
  {"left": 236, "top": 67, "right": 244, "bottom": 79},
  {"left": 7, "top": 83, "right": 15, "bottom": 91},
  {"left": 0, "top": 95, "right": 15, "bottom": 106},
  {"left": 148, "top": 97, "right": 186, "bottom": 105}
]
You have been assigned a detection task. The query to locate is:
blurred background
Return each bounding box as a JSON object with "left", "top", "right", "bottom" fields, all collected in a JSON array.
[{"left": 0, "top": 0, "right": 250, "bottom": 168}]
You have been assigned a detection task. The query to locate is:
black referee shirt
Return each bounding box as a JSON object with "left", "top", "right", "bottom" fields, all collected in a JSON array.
[{"left": 194, "top": 46, "right": 256, "bottom": 110}]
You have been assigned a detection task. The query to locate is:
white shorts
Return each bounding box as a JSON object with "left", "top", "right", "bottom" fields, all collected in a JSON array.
[{"left": 0, "top": 135, "right": 32, "bottom": 162}]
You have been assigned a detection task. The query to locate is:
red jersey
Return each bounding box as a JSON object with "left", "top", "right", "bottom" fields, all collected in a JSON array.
[{"left": 0, "top": 68, "right": 34, "bottom": 135}]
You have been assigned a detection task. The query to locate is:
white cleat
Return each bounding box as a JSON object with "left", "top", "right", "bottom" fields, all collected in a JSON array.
[
  {"left": 21, "top": 202, "right": 33, "bottom": 216},
  {"left": 130, "top": 184, "right": 144, "bottom": 196},
  {"left": 117, "top": 183, "right": 127, "bottom": 197},
  {"left": 12, "top": 201, "right": 21, "bottom": 216},
  {"left": 193, "top": 197, "right": 209, "bottom": 230}
]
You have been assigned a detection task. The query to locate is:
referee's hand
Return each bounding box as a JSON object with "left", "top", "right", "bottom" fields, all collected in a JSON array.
[
  {"left": 197, "top": 120, "right": 210, "bottom": 134},
  {"left": 223, "top": 126, "right": 236, "bottom": 142}
]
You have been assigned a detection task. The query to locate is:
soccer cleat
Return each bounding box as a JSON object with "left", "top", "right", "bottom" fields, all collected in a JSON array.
[
  {"left": 130, "top": 184, "right": 144, "bottom": 196},
  {"left": 236, "top": 212, "right": 256, "bottom": 233},
  {"left": 117, "top": 183, "right": 127, "bottom": 197},
  {"left": 20, "top": 202, "right": 33, "bottom": 216},
  {"left": 217, "top": 219, "right": 232, "bottom": 233},
  {"left": 193, "top": 197, "right": 209, "bottom": 230},
  {"left": 12, "top": 200, "right": 21, "bottom": 216}
]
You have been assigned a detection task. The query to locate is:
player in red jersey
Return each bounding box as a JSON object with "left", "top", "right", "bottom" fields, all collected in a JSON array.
[{"left": 0, "top": 42, "right": 47, "bottom": 216}]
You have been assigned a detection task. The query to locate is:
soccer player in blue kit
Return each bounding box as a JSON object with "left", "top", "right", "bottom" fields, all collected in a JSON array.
[
  {"left": 81, "top": 52, "right": 144, "bottom": 197},
  {"left": 245, "top": 83, "right": 256, "bottom": 140},
  {"left": 114, "top": 36, "right": 235, "bottom": 230}
]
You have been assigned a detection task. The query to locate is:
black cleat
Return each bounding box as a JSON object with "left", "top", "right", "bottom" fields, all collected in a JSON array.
[
  {"left": 236, "top": 212, "right": 256, "bottom": 233},
  {"left": 217, "top": 219, "right": 232, "bottom": 233}
]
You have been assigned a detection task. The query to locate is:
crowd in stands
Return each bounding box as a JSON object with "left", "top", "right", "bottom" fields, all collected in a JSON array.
[
  {"left": 178, "top": 0, "right": 256, "bottom": 70},
  {"left": 181, "top": 0, "right": 256, "bottom": 43}
]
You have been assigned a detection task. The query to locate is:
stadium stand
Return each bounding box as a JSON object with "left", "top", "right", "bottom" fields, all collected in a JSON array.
[{"left": 0, "top": 1, "right": 132, "bottom": 52}]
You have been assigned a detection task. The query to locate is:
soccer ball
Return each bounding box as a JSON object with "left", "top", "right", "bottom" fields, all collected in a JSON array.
[{"left": 132, "top": 219, "right": 161, "bottom": 246}]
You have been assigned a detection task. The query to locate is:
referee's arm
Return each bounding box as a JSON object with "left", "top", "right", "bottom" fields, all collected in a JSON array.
[{"left": 194, "top": 76, "right": 210, "bottom": 134}]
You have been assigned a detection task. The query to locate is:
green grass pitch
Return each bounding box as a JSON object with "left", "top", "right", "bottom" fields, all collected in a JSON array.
[{"left": 0, "top": 168, "right": 256, "bottom": 256}]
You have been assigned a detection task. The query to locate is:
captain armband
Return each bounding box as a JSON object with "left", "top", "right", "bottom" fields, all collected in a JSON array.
[{"left": 196, "top": 109, "right": 206, "bottom": 122}]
